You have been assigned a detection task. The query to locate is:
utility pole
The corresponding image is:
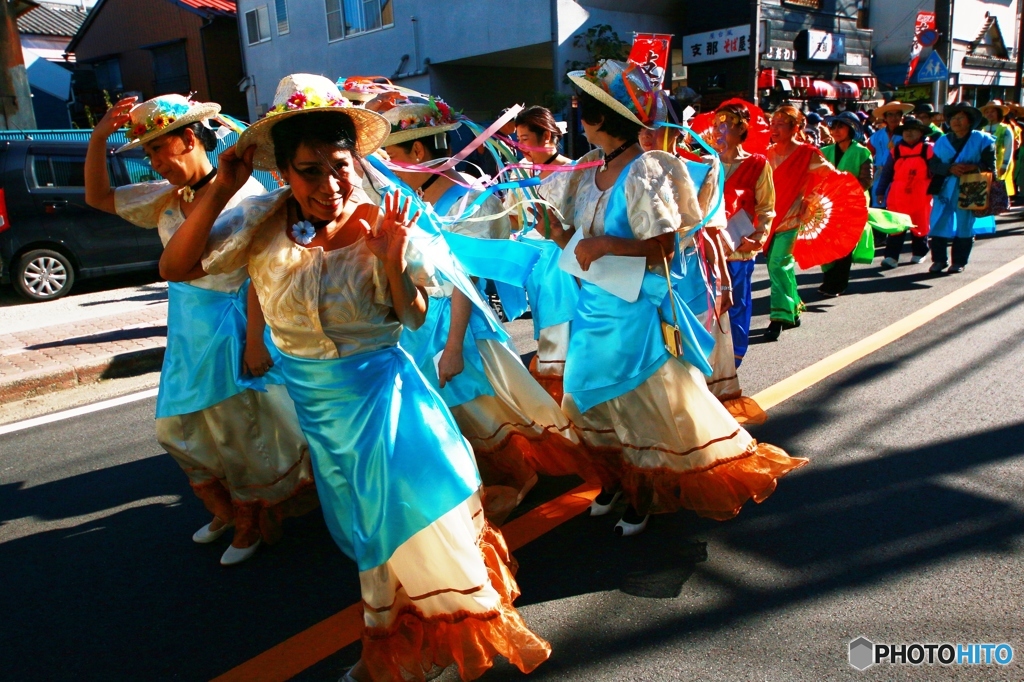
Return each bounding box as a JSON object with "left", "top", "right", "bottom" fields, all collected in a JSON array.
[
  {"left": 934, "top": 0, "right": 953, "bottom": 107},
  {"left": 749, "top": 0, "right": 762, "bottom": 102},
  {"left": 0, "top": 0, "right": 36, "bottom": 130},
  {"left": 1014, "top": 0, "right": 1024, "bottom": 103}
]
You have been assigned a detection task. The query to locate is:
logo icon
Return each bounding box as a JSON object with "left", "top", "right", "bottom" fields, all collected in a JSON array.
[{"left": 850, "top": 637, "right": 875, "bottom": 670}]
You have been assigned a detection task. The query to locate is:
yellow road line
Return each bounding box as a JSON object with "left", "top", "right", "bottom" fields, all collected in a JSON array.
[
  {"left": 752, "top": 253, "right": 1024, "bottom": 410},
  {"left": 213, "top": 252, "right": 1024, "bottom": 682}
]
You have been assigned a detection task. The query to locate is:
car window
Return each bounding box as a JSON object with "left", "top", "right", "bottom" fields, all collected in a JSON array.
[
  {"left": 29, "top": 153, "right": 131, "bottom": 189},
  {"left": 117, "top": 151, "right": 161, "bottom": 185}
]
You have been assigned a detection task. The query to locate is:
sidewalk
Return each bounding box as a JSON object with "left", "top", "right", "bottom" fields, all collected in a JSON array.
[{"left": 0, "top": 303, "right": 167, "bottom": 404}]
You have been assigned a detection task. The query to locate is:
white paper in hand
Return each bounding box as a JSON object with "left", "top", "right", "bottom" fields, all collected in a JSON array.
[
  {"left": 723, "top": 209, "right": 756, "bottom": 252},
  {"left": 558, "top": 229, "right": 647, "bottom": 303}
]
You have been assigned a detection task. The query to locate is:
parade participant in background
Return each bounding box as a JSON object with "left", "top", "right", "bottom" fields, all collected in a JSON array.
[
  {"left": 542, "top": 59, "right": 805, "bottom": 537},
  {"left": 877, "top": 116, "right": 934, "bottom": 269},
  {"left": 84, "top": 95, "right": 314, "bottom": 566},
  {"left": 764, "top": 105, "right": 828, "bottom": 341},
  {"left": 158, "top": 74, "right": 551, "bottom": 682},
  {"left": 512, "top": 105, "right": 579, "bottom": 403},
  {"left": 804, "top": 112, "right": 822, "bottom": 146},
  {"left": 927, "top": 102, "right": 996, "bottom": 274},
  {"left": 382, "top": 96, "right": 588, "bottom": 520},
  {"left": 914, "top": 103, "right": 944, "bottom": 141},
  {"left": 867, "top": 101, "right": 913, "bottom": 206},
  {"left": 818, "top": 112, "right": 873, "bottom": 297},
  {"left": 712, "top": 101, "right": 774, "bottom": 367},
  {"left": 980, "top": 100, "right": 1015, "bottom": 213}
]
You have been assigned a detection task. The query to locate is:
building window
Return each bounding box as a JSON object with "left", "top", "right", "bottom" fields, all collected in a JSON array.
[
  {"left": 93, "top": 58, "right": 122, "bottom": 92},
  {"left": 151, "top": 42, "right": 190, "bottom": 95},
  {"left": 245, "top": 6, "right": 272, "bottom": 45},
  {"left": 325, "top": 0, "right": 393, "bottom": 41},
  {"left": 275, "top": 0, "right": 289, "bottom": 35}
]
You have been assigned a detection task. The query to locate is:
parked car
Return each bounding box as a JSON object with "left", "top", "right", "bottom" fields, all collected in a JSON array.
[{"left": 0, "top": 130, "right": 278, "bottom": 301}]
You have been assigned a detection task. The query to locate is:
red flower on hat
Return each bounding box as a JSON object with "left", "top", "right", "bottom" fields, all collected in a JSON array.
[{"left": 286, "top": 92, "right": 308, "bottom": 110}]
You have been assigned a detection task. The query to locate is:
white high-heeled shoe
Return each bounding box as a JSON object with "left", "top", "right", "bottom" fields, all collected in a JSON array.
[
  {"left": 192, "top": 520, "right": 233, "bottom": 544},
  {"left": 220, "top": 539, "right": 261, "bottom": 566},
  {"left": 614, "top": 513, "right": 649, "bottom": 537},
  {"left": 589, "top": 490, "right": 622, "bottom": 516}
]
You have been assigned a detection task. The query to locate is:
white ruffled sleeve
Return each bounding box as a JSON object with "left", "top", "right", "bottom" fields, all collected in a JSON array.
[
  {"left": 624, "top": 151, "right": 702, "bottom": 241},
  {"left": 447, "top": 192, "right": 511, "bottom": 239},
  {"left": 113, "top": 180, "right": 177, "bottom": 228},
  {"left": 202, "top": 188, "right": 288, "bottom": 275},
  {"left": 538, "top": 149, "right": 602, "bottom": 228}
]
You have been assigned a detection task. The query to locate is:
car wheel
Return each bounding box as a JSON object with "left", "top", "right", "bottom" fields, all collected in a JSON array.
[{"left": 13, "top": 249, "right": 75, "bottom": 301}]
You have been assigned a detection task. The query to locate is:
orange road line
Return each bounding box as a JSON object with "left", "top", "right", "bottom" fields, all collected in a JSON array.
[
  {"left": 213, "top": 252, "right": 1024, "bottom": 682},
  {"left": 751, "top": 253, "right": 1024, "bottom": 411},
  {"left": 210, "top": 484, "right": 600, "bottom": 682}
]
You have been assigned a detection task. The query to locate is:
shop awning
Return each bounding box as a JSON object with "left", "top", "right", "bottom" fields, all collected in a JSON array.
[{"left": 805, "top": 79, "right": 862, "bottom": 99}]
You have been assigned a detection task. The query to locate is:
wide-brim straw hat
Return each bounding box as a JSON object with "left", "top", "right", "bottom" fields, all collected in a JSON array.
[
  {"left": 980, "top": 99, "right": 1010, "bottom": 118},
  {"left": 116, "top": 95, "right": 221, "bottom": 153},
  {"left": 872, "top": 101, "right": 914, "bottom": 120},
  {"left": 1009, "top": 103, "right": 1024, "bottom": 119},
  {"left": 235, "top": 73, "right": 390, "bottom": 170},
  {"left": 381, "top": 96, "right": 463, "bottom": 147},
  {"left": 943, "top": 102, "right": 983, "bottom": 130},
  {"left": 567, "top": 59, "right": 660, "bottom": 129}
]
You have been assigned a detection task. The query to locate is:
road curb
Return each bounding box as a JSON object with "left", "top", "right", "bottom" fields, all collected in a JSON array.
[{"left": 0, "top": 347, "right": 164, "bottom": 405}]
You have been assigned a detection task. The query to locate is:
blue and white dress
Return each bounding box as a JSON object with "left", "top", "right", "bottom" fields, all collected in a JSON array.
[
  {"left": 115, "top": 177, "right": 315, "bottom": 544},
  {"left": 200, "top": 186, "right": 550, "bottom": 681}
]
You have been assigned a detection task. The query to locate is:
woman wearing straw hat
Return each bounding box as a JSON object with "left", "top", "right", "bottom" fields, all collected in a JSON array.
[
  {"left": 541, "top": 59, "right": 805, "bottom": 536},
  {"left": 979, "top": 99, "right": 1015, "bottom": 215},
  {"left": 926, "top": 102, "right": 996, "bottom": 273},
  {"left": 158, "top": 74, "right": 551, "bottom": 681},
  {"left": 379, "top": 96, "right": 590, "bottom": 521},
  {"left": 867, "top": 101, "right": 913, "bottom": 207},
  {"left": 84, "top": 95, "right": 315, "bottom": 566}
]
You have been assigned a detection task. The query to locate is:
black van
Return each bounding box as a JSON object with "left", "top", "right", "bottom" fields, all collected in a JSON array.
[{"left": 0, "top": 137, "right": 165, "bottom": 301}]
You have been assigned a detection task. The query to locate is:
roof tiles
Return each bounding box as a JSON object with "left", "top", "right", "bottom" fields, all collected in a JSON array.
[{"left": 17, "top": 2, "right": 88, "bottom": 37}]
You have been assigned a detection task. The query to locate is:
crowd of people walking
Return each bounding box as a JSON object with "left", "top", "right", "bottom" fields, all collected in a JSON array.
[{"left": 82, "top": 55, "right": 1011, "bottom": 681}]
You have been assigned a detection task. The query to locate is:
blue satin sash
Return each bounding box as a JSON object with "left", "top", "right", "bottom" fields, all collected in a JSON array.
[
  {"left": 564, "top": 159, "right": 715, "bottom": 414},
  {"left": 156, "top": 281, "right": 275, "bottom": 419},
  {"left": 524, "top": 239, "right": 579, "bottom": 336},
  {"left": 279, "top": 346, "right": 479, "bottom": 571},
  {"left": 400, "top": 296, "right": 495, "bottom": 408}
]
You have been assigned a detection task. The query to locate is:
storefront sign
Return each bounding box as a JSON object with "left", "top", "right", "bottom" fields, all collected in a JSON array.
[
  {"left": 801, "top": 30, "right": 846, "bottom": 62},
  {"left": 683, "top": 25, "right": 751, "bottom": 64}
]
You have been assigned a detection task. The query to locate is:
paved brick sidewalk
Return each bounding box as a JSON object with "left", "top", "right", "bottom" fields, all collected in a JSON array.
[{"left": 0, "top": 303, "right": 168, "bottom": 403}]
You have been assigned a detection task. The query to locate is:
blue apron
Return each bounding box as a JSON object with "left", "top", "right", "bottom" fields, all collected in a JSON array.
[
  {"left": 279, "top": 346, "right": 479, "bottom": 571},
  {"left": 155, "top": 280, "right": 280, "bottom": 419},
  {"left": 564, "top": 159, "right": 715, "bottom": 414},
  {"left": 930, "top": 131, "right": 995, "bottom": 239}
]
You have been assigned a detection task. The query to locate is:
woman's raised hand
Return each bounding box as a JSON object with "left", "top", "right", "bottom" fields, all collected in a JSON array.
[
  {"left": 213, "top": 144, "right": 256, "bottom": 195},
  {"left": 362, "top": 190, "right": 422, "bottom": 271},
  {"left": 92, "top": 97, "right": 138, "bottom": 140}
]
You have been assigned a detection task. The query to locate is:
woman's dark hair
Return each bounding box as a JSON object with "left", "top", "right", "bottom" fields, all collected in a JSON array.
[
  {"left": 167, "top": 121, "right": 218, "bottom": 152},
  {"left": 578, "top": 91, "right": 642, "bottom": 142},
  {"left": 515, "top": 105, "right": 561, "bottom": 143},
  {"left": 716, "top": 103, "right": 750, "bottom": 141},
  {"left": 394, "top": 133, "right": 447, "bottom": 161},
  {"left": 271, "top": 111, "right": 357, "bottom": 169}
]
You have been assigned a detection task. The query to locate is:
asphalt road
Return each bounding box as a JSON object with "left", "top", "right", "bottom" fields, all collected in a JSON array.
[{"left": 2, "top": 220, "right": 1024, "bottom": 681}]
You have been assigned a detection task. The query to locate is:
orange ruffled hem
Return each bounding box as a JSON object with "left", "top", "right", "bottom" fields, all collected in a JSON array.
[
  {"left": 722, "top": 396, "right": 768, "bottom": 426},
  {"left": 190, "top": 478, "right": 320, "bottom": 546},
  {"left": 473, "top": 424, "right": 598, "bottom": 485},
  {"left": 585, "top": 441, "right": 808, "bottom": 520},
  {"left": 528, "top": 355, "right": 565, "bottom": 405},
  {"left": 361, "top": 523, "right": 552, "bottom": 682}
]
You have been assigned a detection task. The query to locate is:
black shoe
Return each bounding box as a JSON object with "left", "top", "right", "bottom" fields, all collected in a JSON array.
[
  {"left": 764, "top": 320, "right": 783, "bottom": 341},
  {"left": 929, "top": 261, "right": 948, "bottom": 274},
  {"left": 947, "top": 264, "right": 965, "bottom": 274},
  {"left": 785, "top": 316, "right": 801, "bottom": 329},
  {"left": 817, "top": 286, "right": 840, "bottom": 298}
]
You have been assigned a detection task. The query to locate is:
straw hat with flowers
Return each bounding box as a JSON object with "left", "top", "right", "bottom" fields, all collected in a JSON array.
[
  {"left": 116, "top": 95, "right": 221, "bottom": 153},
  {"left": 234, "top": 73, "right": 390, "bottom": 170},
  {"left": 567, "top": 59, "right": 662, "bottom": 129},
  {"left": 380, "top": 95, "right": 463, "bottom": 147}
]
